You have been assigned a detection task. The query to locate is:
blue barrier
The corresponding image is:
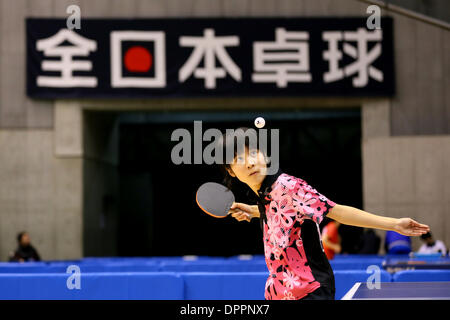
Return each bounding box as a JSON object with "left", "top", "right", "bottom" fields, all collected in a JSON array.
[
  {"left": 159, "top": 260, "right": 267, "bottom": 272},
  {"left": 393, "top": 270, "right": 450, "bottom": 282},
  {"left": 182, "top": 272, "right": 268, "bottom": 300},
  {"left": 333, "top": 254, "right": 385, "bottom": 259},
  {"left": 0, "top": 270, "right": 392, "bottom": 300},
  {"left": 330, "top": 259, "right": 384, "bottom": 270},
  {"left": 10, "top": 255, "right": 450, "bottom": 274},
  {"left": 0, "top": 259, "right": 267, "bottom": 273},
  {"left": 80, "top": 256, "right": 225, "bottom": 263},
  {"left": 333, "top": 270, "right": 392, "bottom": 300},
  {"left": 2, "top": 269, "right": 450, "bottom": 300},
  {"left": 0, "top": 261, "right": 266, "bottom": 273},
  {"left": 2, "top": 255, "right": 449, "bottom": 300},
  {"left": 0, "top": 262, "right": 52, "bottom": 273},
  {"left": 0, "top": 272, "right": 183, "bottom": 300},
  {"left": 0, "top": 262, "right": 161, "bottom": 273},
  {"left": 410, "top": 253, "right": 444, "bottom": 260},
  {"left": 0, "top": 272, "right": 268, "bottom": 300},
  {"left": 79, "top": 264, "right": 161, "bottom": 273},
  {"left": 0, "top": 262, "right": 47, "bottom": 267}
]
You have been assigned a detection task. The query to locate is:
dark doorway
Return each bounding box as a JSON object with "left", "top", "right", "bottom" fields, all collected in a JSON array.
[{"left": 117, "top": 109, "right": 362, "bottom": 257}]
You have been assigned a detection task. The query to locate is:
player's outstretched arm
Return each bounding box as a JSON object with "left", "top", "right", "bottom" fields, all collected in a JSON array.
[{"left": 327, "top": 204, "right": 430, "bottom": 237}]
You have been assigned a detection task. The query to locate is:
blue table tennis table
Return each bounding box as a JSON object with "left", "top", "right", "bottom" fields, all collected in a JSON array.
[{"left": 342, "top": 282, "right": 450, "bottom": 300}]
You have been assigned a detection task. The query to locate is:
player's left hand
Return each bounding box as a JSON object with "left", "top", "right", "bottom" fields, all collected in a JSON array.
[{"left": 394, "top": 218, "right": 430, "bottom": 236}]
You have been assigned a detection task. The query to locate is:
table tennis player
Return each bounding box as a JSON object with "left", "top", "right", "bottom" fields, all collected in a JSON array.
[{"left": 217, "top": 127, "right": 430, "bottom": 300}]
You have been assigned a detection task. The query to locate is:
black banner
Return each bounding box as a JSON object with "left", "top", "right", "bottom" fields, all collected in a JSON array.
[{"left": 26, "top": 18, "right": 395, "bottom": 98}]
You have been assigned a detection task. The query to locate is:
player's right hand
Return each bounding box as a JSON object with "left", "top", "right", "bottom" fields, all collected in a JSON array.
[{"left": 229, "top": 203, "right": 260, "bottom": 222}]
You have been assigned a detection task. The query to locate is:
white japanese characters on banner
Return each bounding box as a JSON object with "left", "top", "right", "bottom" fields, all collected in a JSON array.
[
  {"left": 253, "top": 28, "right": 312, "bottom": 87},
  {"left": 110, "top": 31, "right": 166, "bottom": 88},
  {"left": 323, "top": 28, "right": 383, "bottom": 87},
  {"left": 179, "top": 29, "right": 241, "bottom": 89},
  {"left": 27, "top": 18, "right": 394, "bottom": 98},
  {"left": 36, "top": 29, "right": 97, "bottom": 87}
]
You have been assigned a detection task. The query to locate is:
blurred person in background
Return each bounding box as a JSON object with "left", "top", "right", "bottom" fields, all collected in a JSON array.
[
  {"left": 384, "top": 230, "right": 411, "bottom": 254},
  {"left": 9, "top": 232, "right": 41, "bottom": 262},
  {"left": 322, "top": 221, "right": 341, "bottom": 260},
  {"left": 418, "top": 232, "right": 447, "bottom": 255}
]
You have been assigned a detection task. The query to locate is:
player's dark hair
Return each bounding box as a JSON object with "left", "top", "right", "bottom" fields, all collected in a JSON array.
[
  {"left": 216, "top": 127, "right": 263, "bottom": 190},
  {"left": 17, "top": 231, "right": 27, "bottom": 243}
]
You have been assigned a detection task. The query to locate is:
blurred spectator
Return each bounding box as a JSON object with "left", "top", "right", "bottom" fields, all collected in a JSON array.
[
  {"left": 9, "top": 232, "right": 41, "bottom": 262},
  {"left": 417, "top": 232, "right": 447, "bottom": 255},
  {"left": 322, "top": 221, "right": 341, "bottom": 260},
  {"left": 358, "top": 229, "right": 381, "bottom": 254},
  {"left": 384, "top": 231, "right": 411, "bottom": 254}
]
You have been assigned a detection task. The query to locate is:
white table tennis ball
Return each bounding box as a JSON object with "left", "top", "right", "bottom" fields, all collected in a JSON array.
[{"left": 254, "top": 117, "right": 265, "bottom": 129}]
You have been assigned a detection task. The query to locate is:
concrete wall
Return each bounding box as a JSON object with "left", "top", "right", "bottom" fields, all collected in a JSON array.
[
  {"left": 0, "top": 0, "right": 449, "bottom": 258},
  {"left": 385, "top": 0, "right": 450, "bottom": 23},
  {"left": 363, "top": 135, "right": 450, "bottom": 251},
  {"left": 389, "top": 9, "right": 450, "bottom": 135},
  {"left": 0, "top": 130, "right": 82, "bottom": 260}
]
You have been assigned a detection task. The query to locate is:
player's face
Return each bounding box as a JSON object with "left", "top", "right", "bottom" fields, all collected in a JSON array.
[{"left": 228, "top": 147, "right": 267, "bottom": 190}]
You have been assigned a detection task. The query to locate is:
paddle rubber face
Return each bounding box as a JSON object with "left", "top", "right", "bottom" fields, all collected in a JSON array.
[{"left": 196, "top": 182, "right": 235, "bottom": 218}]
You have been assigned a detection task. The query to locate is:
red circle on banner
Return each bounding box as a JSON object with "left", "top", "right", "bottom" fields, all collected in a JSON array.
[{"left": 124, "top": 46, "right": 152, "bottom": 72}]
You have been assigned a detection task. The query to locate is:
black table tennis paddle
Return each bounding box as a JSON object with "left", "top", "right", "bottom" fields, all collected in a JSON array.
[{"left": 196, "top": 182, "right": 235, "bottom": 218}]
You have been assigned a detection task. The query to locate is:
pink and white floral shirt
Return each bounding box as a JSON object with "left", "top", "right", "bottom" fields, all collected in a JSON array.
[{"left": 257, "top": 171, "right": 336, "bottom": 300}]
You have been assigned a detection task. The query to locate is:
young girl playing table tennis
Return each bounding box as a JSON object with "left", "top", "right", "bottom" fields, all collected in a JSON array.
[{"left": 218, "top": 128, "right": 429, "bottom": 300}]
